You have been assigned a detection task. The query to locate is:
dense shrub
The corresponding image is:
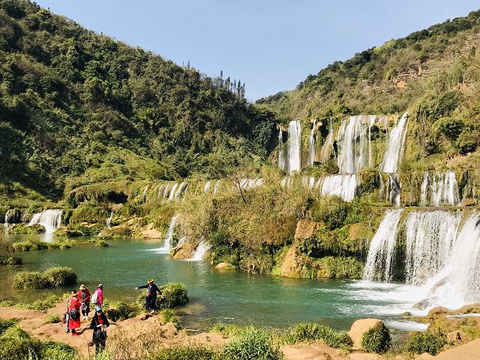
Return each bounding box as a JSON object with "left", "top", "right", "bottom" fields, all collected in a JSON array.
[
  {"left": 105, "top": 301, "right": 137, "bottom": 321},
  {"left": 158, "top": 283, "right": 189, "bottom": 309},
  {"left": 310, "top": 197, "right": 350, "bottom": 230},
  {"left": 0, "top": 319, "right": 17, "bottom": 336},
  {"left": 43, "top": 267, "right": 77, "bottom": 287},
  {"left": 0, "top": 256, "right": 21, "bottom": 265},
  {"left": 14, "top": 267, "right": 77, "bottom": 289},
  {"left": 285, "top": 323, "right": 352, "bottom": 349},
  {"left": 361, "top": 324, "right": 391, "bottom": 354},
  {"left": 404, "top": 331, "right": 446, "bottom": 355},
  {"left": 44, "top": 314, "right": 61, "bottom": 324},
  {"left": 222, "top": 327, "right": 283, "bottom": 360}
]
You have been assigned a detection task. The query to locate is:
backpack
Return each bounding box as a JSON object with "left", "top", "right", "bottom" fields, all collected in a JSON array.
[
  {"left": 69, "top": 308, "right": 80, "bottom": 320},
  {"left": 91, "top": 291, "right": 98, "bottom": 304}
]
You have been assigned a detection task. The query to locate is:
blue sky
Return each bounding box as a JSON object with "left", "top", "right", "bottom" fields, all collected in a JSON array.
[{"left": 35, "top": 0, "right": 480, "bottom": 100}]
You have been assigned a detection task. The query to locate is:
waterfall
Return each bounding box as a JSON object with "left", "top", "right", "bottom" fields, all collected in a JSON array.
[
  {"left": 381, "top": 112, "right": 408, "bottom": 173},
  {"left": 203, "top": 181, "right": 212, "bottom": 194},
  {"left": 3, "top": 209, "right": 10, "bottom": 232},
  {"left": 405, "top": 211, "right": 461, "bottom": 285},
  {"left": 337, "top": 115, "right": 370, "bottom": 174},
  {"left": 175, "top": 182, "right": 187, "bottom": 198},
  {"left": 280, "top": 177, "right": 293, "bottom": 188},
  {"left": 106, "top": 211, "right": 114, "bottom": 229},
  {"left": 307, "top": 120, "right": 316, "bottom": 166},
  {"left": 155, "top": 214, "right": 179, "bottom": 254},
  {"left": 278, "top": 129, "right": 286, "bottom": 171},
  {"left": 321, "top": 175, "right": 357, "bottom": 202},
  {"left": 320, "top": 120, "right": 335, "bottom": 163},
  {"left": 168, "top": 183, "right": 179, "bottom": 200},
  {"left": 28, "top": 209, "right": 63, "bottom": 234},
  {"left": 213, "top": 180, "right": 221, "bottom": 195},
  {"left": 287, "top": 120, "right": 302, "bottom": 174},
  {"left": 420, "top": 171, "right": 460, "bottom": 206},
  {"left": 388, "top": 174, "right": 401, "bottom": 207},
  {"left": 185, "top": 240, "right": 211, "bottom": 262},
  {"left": 420, "top": 213, "right": 480, "bottom": 309},
  {"left": 238, "top": 178, "right": 263, "bottom": 190},
  {"left": 363, "top": 209, "right": 403, "bottom": 282},
  {"left": 141, "top": 186, "right": 148, "bottom": 203}
]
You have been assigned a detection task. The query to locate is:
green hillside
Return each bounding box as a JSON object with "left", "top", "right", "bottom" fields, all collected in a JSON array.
[
  {"left": 0, "top": 0, "right": 276, "bottom": 201},
  {"left": 258, "top": 11, "right": 480, "bottom": 158}
]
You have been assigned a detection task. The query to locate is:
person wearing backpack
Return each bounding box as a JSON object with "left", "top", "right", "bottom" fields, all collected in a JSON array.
[
  {"left": 67, "top": 291, "right": 81, "bottom": 336},
  {"left": 135, "top": 279, "right": 162, "bottom": 314},
  {"left": 91, "top": 284, "right": 104, "bottom": 308},
  {"left": 90, "top": 306, "right": 110, "bottom": 354},
  {"left": 77, "top": 284, "right": 91, "bottom": 320}
]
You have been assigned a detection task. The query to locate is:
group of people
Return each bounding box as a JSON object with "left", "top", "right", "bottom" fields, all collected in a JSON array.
[
  {"left": 66, "top": 284, "right": 109, "bottom": 354},
  {"left": 64, "top": 279, "right": 163, "bottom": 355}
]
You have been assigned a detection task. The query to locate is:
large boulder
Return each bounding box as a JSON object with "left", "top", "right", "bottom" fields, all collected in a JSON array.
[
  {"left": 294, "top": 219, "right": 318, "bottom": 241},
  {"left": 170, "top": 243, "right": 195, "bottom": 259},
  {"left": 279, "top": 247, "right": 310, "bottom": 278},
  {"left": 348, "top": 319, "right": 384, "bottom": 350},
  {"left": 215, "top": 262, "right": 236, "bottom": 270}
]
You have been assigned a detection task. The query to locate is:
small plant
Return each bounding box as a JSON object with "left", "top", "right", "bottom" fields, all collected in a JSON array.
[
  {"left": 43, "top": 267, "right": 77, "bottom": 287},
  {"left": 160, "top": 309, "right": 181, "bottom": 327},
  {"left": 104, "top": 301, "right": 137, "bottom": 321},
  {"left": 404, "top": 331, "right": 446, "bottom": 355},
  {"left": 361, "top": 324, "right": 391, "bottom": 354},
  {"left": 0, "top": 319, "right": 17, "bottom": 336},
  {"left": 44, "top": 314, "right": 61, "bottom": 324},
  {"left": 222, "top": 327, "right": 283, "bottom": 360},
  {"left": 284, "top": 323, "right": 352, "bottom": 349}
]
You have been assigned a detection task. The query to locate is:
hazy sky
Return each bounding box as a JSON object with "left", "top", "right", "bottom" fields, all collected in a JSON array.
[{"left": 35, "top": 0, "right": 480, "bottom": 100}]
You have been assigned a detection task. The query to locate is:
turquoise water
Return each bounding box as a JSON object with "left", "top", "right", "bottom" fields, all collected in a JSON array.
[{"left": 0, "top": 238, "right": 421, "bottom": 331}]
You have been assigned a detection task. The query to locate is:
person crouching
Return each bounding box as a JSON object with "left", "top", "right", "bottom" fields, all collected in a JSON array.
[{"left": 90, "top": 306, "right": 110, "bottom": 354}]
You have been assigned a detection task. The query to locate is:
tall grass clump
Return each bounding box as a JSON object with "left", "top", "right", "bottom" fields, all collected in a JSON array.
[
  {"left": 150, "top": 345, "right": 218, "bottom": 360},
  {"left": 13, "top": 267, "right": 77, "bottom": 289},
  {"left": 222, "top": 327, "right": 283, "bottom": 360},
  {"left": 361, "top": 324, "right": 391, "bottom": 354},
  {"left": 159, "top": 283, "right": 189, "bottom": 308},
  {"left": 0, "top": 232, "right": 21, "bottom": 265},
  {"left": 404, "top": 331, "right": 446, "bottom": 355},
  {"left": 284, "top": 323, "right": 352, "bottom": 349}
]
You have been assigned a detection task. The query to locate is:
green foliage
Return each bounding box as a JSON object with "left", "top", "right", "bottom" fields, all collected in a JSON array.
[
  {"left": 40, "top": 341, "right": 76, "bottom": 360},
  {"left": 44, "top": 314, "right": 61, "bottom": 323},
  {"left": 210, "top": 323, "right": 249, "bottom": 337},
  {"left": 222, "top": 327, "right": 283, "bottom": 360},
  {"left": 104, "top": 300, "right": 137, "bottom": 321},
  {"left": 13, "top": 267, "right": 77, "bottom": 289},
  {"left": 160, "top": 309, "right": 181, "bottom": 328},
  {"left": 284, "top": 323, "right": 352, "bottom": 349},
  {"left": 310, "top": 197, "right": 350, "bottom": 230},
  {"left": 0, "top": 319, "right": 17, "bottom": 336},
  {"left": 361, "top": 324, "right": 391, "bottom": 354},
  {"left": 158, "top": 282, "right": 189, "bottom": 309},
  {"left": 315, "top": 256, "right": 364, "bottom": 279},
  {"left": 404, "top": 331, "right": 446, "bottom": 355},
  {"left": 150, "top": 345, "right": 217, "bottom": 360}
]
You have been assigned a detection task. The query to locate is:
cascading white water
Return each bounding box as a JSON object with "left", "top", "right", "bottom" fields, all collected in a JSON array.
[
  {"left": 168, "top": 183, "right": 179, "bottom": 200},
  {"left": 337, "top": 115, "right": 369, "bottom": 174},
  {"left": 203, "top": 181, "right": 212, "bottom": 194},
  {"left": 186, "top": 240, "right": 211, "bottom": 261},
  {"left": 287, "top": 120, "right": 302, "bottom": 174},
  {"left": 381, "top": 112, "right": 408, "bottom": 173},
  {"left": 213, "top": 180, "right": 221, "bottom": 195},
  {"left": 363, "top": 209, "right": 403, "bottom": 282},
  {"left": 307, "top": 120, "right": 316, "bottom": 166},
  {"left": 28, "top": 209, "right": 63, "bottom": 234},
  {"left": 420, "top": 171, "right": 460, "bottom": 206},
  {"left": 155, "top": 214, "right": 179, "bottom": 254},
  {"left": 321, "top": 175, "right": 357, "bottom": 202},
  {"left": 106, "top": 211, "right": 114, "bottom": 229},
  {"left": 388, "top": 174, "right": 401, "bottom": 207},
  {"left": 405, "top": 211, "right": 461, "bottom": 285},
  {"left": 280, "top": 177, "right": 293, "bottom": 188},
  {"left": 3, "top": 209, "right": 10, "bottom": 232},
  {"left": 175, "top": 182, "right": 187, "bottom": 198},
  {"left": 419, "top": 213, "right": 480, "bottom": 309},
  {"left": 278, "top": 129, "right": 286, "bottom": 171}
]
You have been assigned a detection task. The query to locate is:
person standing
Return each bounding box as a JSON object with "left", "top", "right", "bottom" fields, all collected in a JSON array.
[
  {"left": 135, "top": 279, "right": 162, "bottom": 314},
  {"left": 67, "top": 291, "right": 81, "bottom": 336},
  {"left": 90, "top": 306, "right": 110, "bottom": 355},
  {"left": 91, "top": 284, "right": 104, "bottom": 309},
  {"left": 77, "top": 284, "right": 91, "bottom": 320}
]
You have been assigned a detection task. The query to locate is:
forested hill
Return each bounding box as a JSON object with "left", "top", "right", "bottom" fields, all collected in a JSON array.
[
  {"left": 0, "top": 0, "right": 276, "bottom": 200},
  {"left": 258, "top": 10, "right": 480, "bottom": 156}
]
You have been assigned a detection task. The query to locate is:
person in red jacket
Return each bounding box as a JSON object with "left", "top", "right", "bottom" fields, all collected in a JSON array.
[
  {"left": 67, "top": 291, "right": 81, "bottom": 336},
  {"left": 77, "top": 284, "right": 91, "bottom": 320}
]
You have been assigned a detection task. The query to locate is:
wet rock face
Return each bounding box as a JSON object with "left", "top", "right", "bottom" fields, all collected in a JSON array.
[
  {"left": 294, "top": 219, "right": 318, "bottom": 241},
  {"left": 170, "top": 243, "right": 195, "bottom": 259},
  {"left": 348, "top": 318, "right": 384, "bottom": 349}
]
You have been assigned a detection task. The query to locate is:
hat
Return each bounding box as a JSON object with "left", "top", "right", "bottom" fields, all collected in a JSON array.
[
  {"left": 147, "top": 279, "right": 154, "bottom": 284},
  {"left": 98, "top": 284, "right": 103, "bottom": 289},
  {"left": 95, "top": 306, "right": 103, "bottom": 312},
  {"left": 79, "top": 284, "right": 86, "bottom": 290}
]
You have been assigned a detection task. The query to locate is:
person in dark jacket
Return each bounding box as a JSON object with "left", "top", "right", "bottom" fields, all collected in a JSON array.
[
  {"left": 135, "top": 278, "right": 162, "bottom": 314},
  {"left": 89, "top": 306, "right": 110, "bottom": 354}
]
